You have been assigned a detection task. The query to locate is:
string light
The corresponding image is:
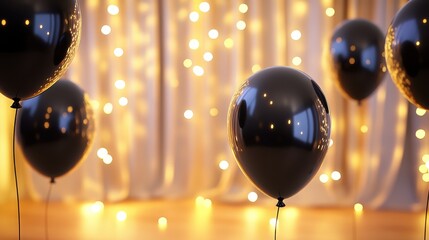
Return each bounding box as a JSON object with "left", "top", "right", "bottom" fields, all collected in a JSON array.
[
  {"left": 115, "top": 79, "right": 126, "bottom": 89},
  {"left": 209, "top": 108, "right": 219, "bottom": 117},
  {"left": 416, "top": 108, "right": 426, "bottom": 116},
  {"left": 119, "top": 97, "right": 128, "bottom": 106},
  {"left": 354, "top": 203, "right": 363, "bottom": 212},
  {"left": 193, "top": 66, "right": 204, "bottom": 76},
  {"left": 423, "top": 154, "right": 429, "bottom": 162},
  {"left": 416, "top": 129, "right": 426, "bottom": 139},
  {"left": 104, "top": 103, "right": 113, "bottom": 114},
  {"left": 291, "top": 30, "right": 302, "bottom": 40},
  {"left": 114, "top": 48, "right": 124, "bottom": 57},
  {"left": 103, "top": 154, "right": 113, "bottom": 165},
  {"left": 158, "top": 217, "right": 168, "bottom": 230},
  {"left": 319, "top": 174, "right": 329, "bottom": 183},
  {"left": 189, "top": 39, "right": 200, "bottom": 49},
  {"left": 236, "top": 20, "right": 246, "bottom": 30},
  {"left": 219, "top": 160, "right": 229, "bottom": 170},
  {"left": 199, "top": 2, "right": 210, "bottom": 12},
  {"left": 331, "top": 171, "right": 341, "bottom": 181},
  {"left": 25, "top": 19, "right": 30, "bottom": 26},
  {"left": 419, "top": 164, "right": 428, "bottom": 173},
  {"left": 189, "top": 11, "right": 199, "bottom": 22},
  {"left": 107, "top": 5, "right": 120, "bottom": 15},
  {"left": 238, "top": 3, "right": 249, "bottom": 13},
  {"left": 224, "top": 38, "right": 234, "bottom": 48},
  {"left": 90, "top": 201, "right": 104, "bottom": 213},
  {"left": 116, "top": 211, "right": 127, "bottom": 222},
  {"left": 325, "top": 7, "right": 335, "bottom": 17},
  {"left": 183, "top": 59, "right": 193, "bottom": 68},
  {"left": 195, "top": 196, "right": 205, "bottom": 205},
  {"left": 247, "top": 192, "right": 258, "bottom": 202},
  {"left": 292, "top": 56, "right": 302, "bottom": 66},
  {"left": 1, "top": 19, "right": 6, "bottom": 26},
  {"left": 203, "top": 52, "right": 213, "bottom": 62},
  {"left": 101, "top": 25, "right": 112, "bottom": 35},
  {"left": 423, "top": 173, "right": 429, "bottom": 182},
  {"left": 97, "top": 148, "right": 108, "bottom": 159},
  {"left": 360, "top": 125, "right": 368, "bottom": 133},
  {"left": 184, "top": 110, "right": 194, "bottom": 119},
  {"left": 208, "top": 29, "right": 219, "bottom": 39}
]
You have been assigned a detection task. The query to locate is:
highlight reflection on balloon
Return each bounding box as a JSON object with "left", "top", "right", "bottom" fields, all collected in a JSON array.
[
  {"left": 227, "top": 66, "right": 331, "bottom": 200},
  {"left": 0, "top": 0, "right": 81, "bottom": 101},
  {"left": 385, "top": 0, "right": 429, "bottom": 109},
  {"left": 329, "top": 19, "right": 386, "bottom": 102},
  {"left": 17, "top": 80, "right": 94, "bottom": 182}
]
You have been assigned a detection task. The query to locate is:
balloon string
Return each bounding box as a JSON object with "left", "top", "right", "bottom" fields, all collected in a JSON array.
[
  {"left": 424, "top": 187, "right": 429, "bottom": 240},
  {"left": 352, "top": 208, "right": 357, "bottom": 240},
  {"left": 45, "top": 180, "right": 54, "bottom": 240},
  {"left": 274, "top": 198, "right": 285, "bottom": 240},
  {"left": 11, "top": 98, "right": 22, "bottom": 240}
]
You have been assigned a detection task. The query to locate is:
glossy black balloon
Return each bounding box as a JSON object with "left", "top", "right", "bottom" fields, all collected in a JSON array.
[
  {"left": 0, "top": 0, "right": 81, "bottom": 100},
  {"left": 329, "top": 19, "right": 386, "bottom": 102},
  {"left": 17, "top": 80, "right": 94, "bottom": 181},
  {"left": 227, "top": 67, "right": 331, "bottom": 199},
  {"left": 385, "top": 0, "right": 429, "bottom": 109}
]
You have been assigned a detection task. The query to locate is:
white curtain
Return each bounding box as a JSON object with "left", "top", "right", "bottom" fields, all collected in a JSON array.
[{"left": 0, "top": 0, "right": 426, "bottom": 210}]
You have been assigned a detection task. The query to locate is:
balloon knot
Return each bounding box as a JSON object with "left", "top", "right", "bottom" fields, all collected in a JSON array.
[
  {"left": 276, "top": 197, "right": 285, "bottom": 208},
  {"left": 11, "top": 97, "right": 22, "bottom": 109},
  {"left": 50, "top": 177, "right": 56, "bottom": 184}
]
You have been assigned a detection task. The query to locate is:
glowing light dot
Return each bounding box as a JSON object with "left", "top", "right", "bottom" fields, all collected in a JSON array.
[
  {"left": 416, "top": 108, "right": 426, "bottom": 116},
  {"left": 1, "top": 19, "right": 6, "bottom": 26},
  {"left": 193, "top": 66, "right": 204, "bottom": 76},
  {"left": 269, "top": 218, "right": 278, "bottom": 227},
  {"left": 416, "top": 41, "right": 421, "bottom": 46},
  {"left": 247, "top": 192, "right": 258, "bottom": 202},
  {"left": 331, "top": 171, "right": 341, "bottom": 181},
  {"left": 104, "top": 103, "right": 113, "bottom": 114},
  {"left": 44, "top": 122, "right": 50, "bottom": 129},
  {"left": 224, "top": 38, "right": 234, "bottom": 49},
  {"left": 291, "top": 30, "right": 301, "bottom": 40},
  {"left": 184, "top": 110, "right": 194, "bottom": 119},
  {"left": 25, "top": 20, "right": 30, "bottom": 25},
  {"left": 209, "top": 108, "right": 219, "bottom": 117},
  {"left": 325, "top": 7, "right": 335, "bottom": 17},
  {"left": 108, "top": 5, "right": 120, "bottom": 15},
  {"left": 236, "top": 20, "right": 246, "bottom": 30},
  {"left": 158, "top": 217, "right": 168, "bottom": 230},
  {"left": 40, "top": 25, "right": 43, "bottom": 29},
  {"left": 208, "top": 29, "right": 219, "bottom": 39},
  {"left": 189, "top": 39, "right": 200, "bottom": 49},
  {"left": 360, "top": 125, "right": 368, "bottom": 133},
  {"left": 189, "top": 11, "right": 199, "bottom": 22},
  {"left": 416, "top": 129, "right": 426, "bottom": 139},
  {"left": 103, "top": 154, "right": 113, "bottom": 165},
  {"left": 183, "top": 59, "right": 193, "bottom": 68},
  {"left": 116, "top": 211, "right": 127, "bottom": 222},
  {"left": 423, "top": 173, "right": 429, "bottom": 182},
  {"left": 119, "top": 97, "right": 128, "bottom": 106},
  {"left": 199, "top": 2, "right": 210, "bottom": 12},
  {"left": 349, "top": 57, "right": 356, "bottom": 64},
  {"left": 195, "top": 196, "right": 205, "bottom": 205},
  {"left": 252, "top": 64, "right": 261, "bottom": 73},
  {"left": 354, "top": 203, "right": 363, "bottom": 212},
  {"left": 292, "top": 56, "right": 302, "bottom": 66},
  {"left": 204, "top": 199, "right": 212, "bottom": 208},
  {"left": 97, "top": 148, "right": 108, "bottom": 159},
  {"left": 350, "top": 45, "right": 356, "bottom": 51},
  {"left": 67, "top": 106, "right": 73, "bottom": 113},
  {"left": 425, "top": 162, "right": 429, "bottom": 170},
  {"left": 101, "top": 25, "right": 112, "bottom": 35},
  {"left": 270, "top": 124, "right": 275, "bottom": 129},
  {"left": 90, "top": 201, "right": 104, "bottom": 213},
  {"left": 219, "top": 160, "right": 229, "bottom": 170},
  {"left": 114, "top": 48, "right": 124, "bottom": 57},
  {"left": 419, "top": 164, "right": 428, "bottom": 173},
  {"left": 115, "top": 79, "right": 126, "bottom": 89},
  {"left": 239, "top": 4, "right": 249, "bottom": 13},
  {"left": 319, "top": 174, "right": 329, "bottom": 183},
  {"left": 203, "top": 52, "right": 213, "bottom": 62},
  {"left": 423, "top": 18, "right": 428, "bottom": 24},
  {"left": 423, "top": 154, "right": 429, "bottom": 163}
]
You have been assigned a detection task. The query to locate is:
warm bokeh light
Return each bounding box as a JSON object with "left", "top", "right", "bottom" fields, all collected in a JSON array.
[
  {"left": 189, "top": 11, "right": 199, "bottom": 22},
  {"left": 208, "top": 29, "right": 219, "bottom": 39},
  {"left": 252, "top": 64, "right": 262, "bottom": 73},
  {"left": 423, "top": 154, "right": 429, "bottom": 163},
  {"left": 204, "top": 198, "right": 212, "bottom": 208},
  {"left": 90, "top": 201, "right": 104, "bottom": 213},
  {"left": 193, "top": 66, "right": 204, "bottom": 76},
  {"left": 329, "top": 139, "right": 334, "bottom": 147},
  {"left": 325, "top": 7, "right": 335, "bottom": 17},
  {"left": 25, "top": 19, "right": 30, "bottom": 26},
  {"left": 292, "top": 56, "right": 302, "bottom": 66},
  {"left": 115, "top": 79, "right": 126, "bottom": 89},
  {"left": 189, "top": 39, "right": 200, "bottom": 49},
  {"left": 219, "top": 160, "right": 229, "bottom": 170},
  {"left": 247, "top": 192, "right": 258, "bottom": 202},
  {"left": 416, "top": 108, "right": 426, "bottom": 116},
  {"left": 269, "top": 218, "right": 278, "bottom": 227},
  {"left": 195, "top": 196, "right": 205, "bottom": 206},
  {"left": 116, "top": 211, "right": 127, "bottom": 222},
  {"left": 319, "top": 174, "right": 329, "bottom": 183},
  {"left": 103, "top": 103, "right": 113, "bottom": 114},
  {"left": 97, "top": 148, "right": 108, "bottom": 159},
  {"left": 119, "top": 97, "right": 128, "bottom": 106},
  {"left": 224, "top": 38, "right": 234, "bottom": 48},
  {"left": 209, "top": 108, "right": 219, "bottom": 117},
  {"left": 158, "top": 217, "right": 168, "bottom": 230},
  {"left": 183, "top": 59, "right": 193, "bottom": 68},
  {"left": 107, "top": 5, "right": 120, "bottom": 15},
  {"left": 239, "top": 4, "right": 249, "bottom": 13},
  {"left": 1, "top": 19, "right": 6, "bottom": 26},
  {"left": 114, "top": 48, "right": 124, "bottom": 57},
  {"left": 199, "top": 2, "right": 210, "bottom": 12},
  {"left": 419, "top": 164, "right": 428, "bottom": 174},
  {"left": 103, "top": 154, "right": 113, "bottom": 165},
  {"left": 184, "top": 110, "right": 194, "bottom": 119},
  {"left": 360, "top": 125, "right": 368, "bottom": 133},
  {"left": 331, "top": 171, "right": 341, "bottom": 181},
  {"left": 354, "top": 203, "right": 363, "bottom": 212},
  {"left": 101, "top": 25, "right": 112, "bottom": 35},
  {"left": 203, "top": 52, "right": 213, "bottom": 62},
  {"left": 423, "top": 173, "right": 429, "bottom": 182},
  {"left": 416, "top": 129, "right": 426, "bottom": 139},
  {"left": 291, "top": 30, "right": 302, "bottom": 40},
  {"left": 236, "top": 20, "right": 246, "bottom": 30}
]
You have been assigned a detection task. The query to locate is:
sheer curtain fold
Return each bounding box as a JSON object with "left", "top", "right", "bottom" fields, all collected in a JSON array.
[{"left": 0, "top": 0, "right": 423, "bottom": 209}]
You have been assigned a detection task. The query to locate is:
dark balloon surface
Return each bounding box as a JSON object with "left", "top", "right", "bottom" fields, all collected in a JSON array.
[
  {"left": 0, "top": 0, "right": 81, "bottom": 100},
  {"left": 227, "top": 66, "right": 331, "bottom": 199},
  {"left": 17, "top": 79, "right": 94, "bottom": 180},
  {"left": 385, "top": 0, "right": 429, "bottom": 109},
  {"left": 329, "top": 19, "right": 386, "bottom": 102}
]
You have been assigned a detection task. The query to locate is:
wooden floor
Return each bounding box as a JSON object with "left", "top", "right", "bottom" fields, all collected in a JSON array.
[{"left": 0, "top": 199, "right": 423, "bottom": 240}]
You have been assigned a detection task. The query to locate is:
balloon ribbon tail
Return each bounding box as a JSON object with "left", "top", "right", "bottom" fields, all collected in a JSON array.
[{"left": 11, "top": 97, "right": 22, "bottom": 109}]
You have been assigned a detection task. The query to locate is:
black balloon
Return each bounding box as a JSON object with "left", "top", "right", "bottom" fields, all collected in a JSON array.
[
  {"left": 0, "top": 0, "right": 81, "bottom": 101},
  {"left": 385, "top": 0, "right": 429, "bottom": 109},
  {"left": 227, "top": 66, "right": 331, "bottom": 200},
  {"left": 17, "top": 80, "right": 94, "bottom": 181},
  {"left": 329, "top": 19, "right": 386, "bottom": 102}
]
